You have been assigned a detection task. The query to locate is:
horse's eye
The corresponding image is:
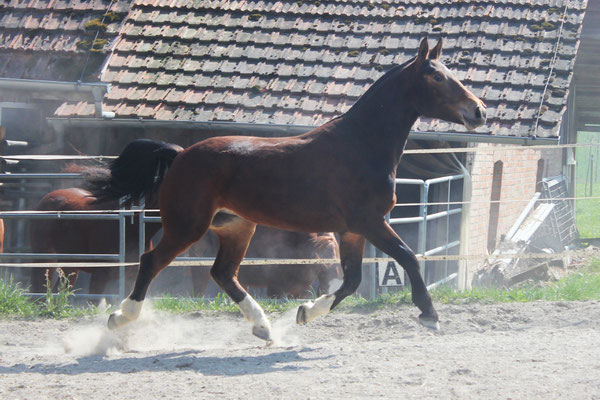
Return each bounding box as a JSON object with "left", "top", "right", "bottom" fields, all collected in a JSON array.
[{"left": 433, "top": 73, "right": 444, "bottom": 82}]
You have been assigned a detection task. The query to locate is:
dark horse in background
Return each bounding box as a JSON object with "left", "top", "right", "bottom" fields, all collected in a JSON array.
[
  {"left": 29, "top": 142, "right": 181, "bottom": 294},
  {"left": 190, "top": 227, "right": 341, "bottom": 298},
  {"left": 101, "top": 39, "right": 486, "bottom": 342},
  {"left": 29, "top": 187, "right": 163, "bottom": 294}
]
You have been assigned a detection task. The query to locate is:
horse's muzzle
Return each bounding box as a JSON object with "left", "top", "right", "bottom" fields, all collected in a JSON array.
[{"left": 461, "top": 103, "right": 487, "bottom": 130}]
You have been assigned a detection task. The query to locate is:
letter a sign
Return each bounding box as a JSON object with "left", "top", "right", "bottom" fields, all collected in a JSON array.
[{"left": 378, "top": 261, "right": 405, "bottom": 287}]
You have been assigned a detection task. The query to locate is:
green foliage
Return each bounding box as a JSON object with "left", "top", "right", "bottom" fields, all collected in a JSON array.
[
  {"left": 0, "top": 270, "right": 96, "bottom": 319},
  {"left": 104, "top": 11, "right": 124, "bottom": 23},
  {"left": 39, "top": 269, "right": 78, "bottom": 318},
  {"left": 153, "top": 292, "right": 300, "bottom": 314},
  {"left": 2, "top": 260, "right": 600, "bottom": 319},
  {"left": 575, "top": 131, "right": 600, "bottom": 238},
  {"left": 84, "top": 18, "right": 108, "bottom": 32},
  {"left": 0, "top": 276, "right": 38, "bottom": 316},
  {"left": 431, "top": 263, "right": 600, "bottom": 304},
  {"left": 76, "top": 38, "right": 108, "bottom": 52},
  {"left": 531, "top": 21, "right": 557, "bottom": 32}
]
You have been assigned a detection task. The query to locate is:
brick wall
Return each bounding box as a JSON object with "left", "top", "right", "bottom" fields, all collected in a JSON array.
[{"left": 464, "top": 143, "right": 563, "bottom": 285}]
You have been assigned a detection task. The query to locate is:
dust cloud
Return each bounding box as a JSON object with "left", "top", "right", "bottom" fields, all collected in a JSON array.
[{"left": 60, "top": 299, "right": 303, "bottom": 357}]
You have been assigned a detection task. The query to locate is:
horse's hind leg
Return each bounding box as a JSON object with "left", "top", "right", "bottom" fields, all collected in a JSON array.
[{"left": 210, "top": 217, "right": 272, "bottom": 342}]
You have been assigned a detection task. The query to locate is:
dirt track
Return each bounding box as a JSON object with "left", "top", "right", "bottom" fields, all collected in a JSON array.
[{"left": 1, "top": 301, "right": 599, "bottom": 399}]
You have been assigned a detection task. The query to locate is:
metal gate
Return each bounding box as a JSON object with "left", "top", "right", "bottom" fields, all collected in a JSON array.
[{"left": 365, "top": 173, "right": 465, "bottom": 295}]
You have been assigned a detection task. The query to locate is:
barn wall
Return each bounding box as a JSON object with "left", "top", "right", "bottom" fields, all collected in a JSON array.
[{"left": 465, "top": 143, "right": 563, "bottom": 284}]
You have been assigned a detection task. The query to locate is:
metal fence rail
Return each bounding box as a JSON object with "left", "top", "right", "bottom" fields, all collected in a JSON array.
[
  {"left": 1, "top": 172, "right": 465, "bottom": 299},
  {"left": 0, "top": 209, "right": 128, "bottom": 299}
]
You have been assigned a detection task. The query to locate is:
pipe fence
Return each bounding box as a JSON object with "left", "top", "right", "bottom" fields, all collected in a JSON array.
[{"left": 1, "top": 142, "right": 598, "bottom": 300}]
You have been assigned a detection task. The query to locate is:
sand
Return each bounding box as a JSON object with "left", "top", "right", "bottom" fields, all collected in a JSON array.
[{"left": 1, "top": 300, "right": 599, "bottom": 399}]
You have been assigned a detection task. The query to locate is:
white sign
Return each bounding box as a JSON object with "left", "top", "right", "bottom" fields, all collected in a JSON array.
[{"left": 378, "top": 261, "right": 405, "bottom": 287}]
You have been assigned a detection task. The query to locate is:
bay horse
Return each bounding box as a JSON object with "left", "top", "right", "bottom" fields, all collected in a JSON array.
[
  {"left": 106, "top": 38, "right": 486, "bottom": 342},
  {"left": 29, "top": 188, "right": 164, "bottom": 294},
  {"left": 28, "top": 142, "right": 180, "bottom": 294},
  {"left": 190, "top": 227, "right": 342, "bottom": 298}
]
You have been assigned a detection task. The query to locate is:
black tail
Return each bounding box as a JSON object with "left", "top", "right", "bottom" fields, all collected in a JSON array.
[{"left": 72, "top": 139, "right": 183, "bottom": 205}]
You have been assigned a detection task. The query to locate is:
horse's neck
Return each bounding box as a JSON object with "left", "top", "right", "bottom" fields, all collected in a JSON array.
[{"left": 339, "top": 68, "right": 418, "bottom": 170}]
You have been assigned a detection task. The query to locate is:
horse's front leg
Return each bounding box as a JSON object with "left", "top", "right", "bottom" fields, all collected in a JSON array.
[
  {"left": 363, "top": 219, "right": 439, "bottom": 330},
  {"left": 297, "top": 232, "right": 365, "bottom": 324}
]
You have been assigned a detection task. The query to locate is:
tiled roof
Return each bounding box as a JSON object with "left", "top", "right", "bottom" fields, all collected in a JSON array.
[
  {"left": 0, "top": 0, "right": 132, "bottom": 81},
  {"left": 4, "top": 0, "right": 589, "bottom": 138}
]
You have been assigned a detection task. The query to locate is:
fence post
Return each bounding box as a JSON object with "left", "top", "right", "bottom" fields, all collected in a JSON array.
[
  {"left": 118, "top": 209, "right": 126, "bottom": 300},
  {"left": 418, "top": 182, "right": 429, "bottom": 283},
  {"left": 590, "top": 154, "right": 596, "bottom": 197},
  {"left": 361, "top": 242, "right": 377, "bottom": 299},
  {"left": 138, "top": 197, "right": 146, "bottom": 261}
]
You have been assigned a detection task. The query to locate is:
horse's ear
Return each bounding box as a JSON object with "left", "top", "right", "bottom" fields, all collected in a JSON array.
[
  {"left": 416, "top": 38, "right": 429, "bottom": 63},
  {"left": 429, "top": 38, "right": 443, "bottom": 60}
]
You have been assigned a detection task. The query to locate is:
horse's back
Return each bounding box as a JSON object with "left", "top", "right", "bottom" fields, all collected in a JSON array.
[
  {"left": 36, "top": 188, "right": 97, "bottom": 211},
  {"left": 31, "top": 188, "right": 117, "bottom": 254},
  {"left": 164, "top": 134, "right": 351, "bottom": 233}
]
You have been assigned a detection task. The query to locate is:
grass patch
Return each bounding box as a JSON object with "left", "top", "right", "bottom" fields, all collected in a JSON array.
[
  {"left": 0, "top": 276, "right": 39, "bottom": 317},
  {"left": 0, "top": 269, "right": 98, "bottom": 319},
  {"left": 153, "top": 292, "right": 301, "bottom": 315},
  {"left": 575, "top": 131, "right": 600, "bottom": 238},
  {"left": 330, "top": 260, "right": 600, "bottom": 313},
  {"left": 432, "top": 261, "right": 600, "bottom": 304},
  {"left": 2, "top": 262, "right": 600, "bottom": 318},
  {"left": 575, "top": 183, "right": 600, "bottom": 238}
]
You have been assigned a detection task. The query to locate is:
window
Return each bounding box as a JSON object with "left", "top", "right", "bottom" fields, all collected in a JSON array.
[
  {"left": 535, "top": 159, "right": 545, "bottom": 192},
  {"left": 487, "top": 161, "right": 503, "bottom": 253}
]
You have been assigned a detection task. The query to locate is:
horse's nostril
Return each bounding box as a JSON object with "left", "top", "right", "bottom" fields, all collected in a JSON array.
[{"left": 475, "top": 107, "right": 482, "bottom": 120}]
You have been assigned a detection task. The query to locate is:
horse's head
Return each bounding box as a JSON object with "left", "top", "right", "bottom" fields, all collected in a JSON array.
[
  {"left": 409, "top": 38, "right": 486, "bottom": 131},
  {"left": 312, "top": 233, "right": 343, "bottom": 295}
]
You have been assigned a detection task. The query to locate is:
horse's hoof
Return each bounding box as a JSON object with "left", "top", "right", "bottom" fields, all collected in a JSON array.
[
  {"left": 419, "top": 315, "right": 441, "bottom": 331},
  {"left": 107, "top": 313, "right": 119, "bottom": 330},
  {"left": 252, "top": 324, "right": 273, "bottom": 342},
  {"left": 296, "top": 305, "right": 308, "bottom": 325},
  {"left": 107, "top": 311, "right": 130, "bottom": 330}
]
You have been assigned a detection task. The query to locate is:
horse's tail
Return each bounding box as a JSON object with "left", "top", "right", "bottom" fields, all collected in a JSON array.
[{"left": 68, "top": 139, "right": 183, "bottom": 205}]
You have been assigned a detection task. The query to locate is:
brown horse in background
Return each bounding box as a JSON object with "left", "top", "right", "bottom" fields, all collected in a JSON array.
[
  {"left": 103, "top": 39, "right": 486, "bottom": 343},
  {"left": 29, "top": 141, "right": 182, "bottom": 294},
  {"left": 29, "top": 188, "right": 163, "bottom": 294},
  {"left": 190, "top": 227, "right": 341, "bottom": 298}
]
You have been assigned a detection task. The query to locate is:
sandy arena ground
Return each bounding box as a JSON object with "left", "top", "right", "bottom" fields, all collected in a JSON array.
[{"left": 1, "top": 300, "right": 599, "bottom": 399}]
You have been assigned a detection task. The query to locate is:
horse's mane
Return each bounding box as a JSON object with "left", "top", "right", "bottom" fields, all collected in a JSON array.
[
  {"left": 346, "top": 56, "right": 416, "bottom": 114},
  {"left": 311, "top": 234, "right": 340, "bottom": 259}
]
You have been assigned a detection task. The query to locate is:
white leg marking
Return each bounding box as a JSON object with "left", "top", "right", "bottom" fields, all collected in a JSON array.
[
  {"left": 239, "top": 295, "right": 272, "bottom": 341},
  {"left": 327, "top": 278, "right": 343, "bottom": 294},
  {"left": 298, "top": 294, "right": 335, "bottom": 324},
  {"left": 107, "top": 298, "right": 143, "bottom": 330}
]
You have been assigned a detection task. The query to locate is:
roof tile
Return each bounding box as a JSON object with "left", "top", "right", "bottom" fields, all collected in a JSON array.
[{"left": 9, "top": 0, "right": 585, "bottom": 138}]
